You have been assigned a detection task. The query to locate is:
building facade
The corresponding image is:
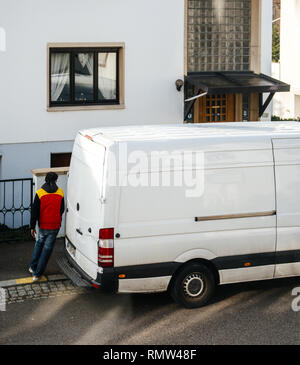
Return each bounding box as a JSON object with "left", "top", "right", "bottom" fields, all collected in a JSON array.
[
  {"left": 185, "top": 0, "right": 283, "bottom": 123},
  {"left": 0, "top": 0, "right": 185, "bottom": 181},
  {"left": 0, "top": 0, "right": 280, "bottom": 228}
]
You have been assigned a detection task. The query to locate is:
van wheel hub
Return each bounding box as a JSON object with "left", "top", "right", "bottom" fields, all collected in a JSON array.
[{"left": 183, "top": 273, "right": 204, "bottom": 298}]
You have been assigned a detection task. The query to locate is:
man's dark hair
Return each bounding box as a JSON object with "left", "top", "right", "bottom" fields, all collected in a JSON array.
[{"left": 45, "top": 172, "right": 58, "bottom": 184}]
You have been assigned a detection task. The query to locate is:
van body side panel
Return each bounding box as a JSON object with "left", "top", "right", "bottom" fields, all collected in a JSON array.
[
  {"left": 114, "top": 143, "right": 276, "bottom": 287},
  {"left": 118, "top": 276, "right": 172, "bottom": 293},
  {"left": 273, "top": 138, "right": 300, "bottom": 278},
  {"left": 63, "top": 125, "right": 300, "bottom": 295},
  {"left": 218, "top": 266, "right": 275, "bottom": 284}
]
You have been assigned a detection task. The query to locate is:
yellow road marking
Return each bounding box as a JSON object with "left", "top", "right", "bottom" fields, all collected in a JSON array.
[{"left": 15, "top": 276, "right": 47, "bottom": 284}]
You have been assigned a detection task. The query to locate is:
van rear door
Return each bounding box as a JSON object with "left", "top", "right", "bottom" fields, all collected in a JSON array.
[{"left": 66, "top": 133, "right": 106, "bottom": 279}]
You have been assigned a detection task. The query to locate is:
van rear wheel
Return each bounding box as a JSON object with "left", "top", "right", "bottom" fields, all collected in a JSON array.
[{"left": 170, "top": 263, "right": 215, "bottom": 308}]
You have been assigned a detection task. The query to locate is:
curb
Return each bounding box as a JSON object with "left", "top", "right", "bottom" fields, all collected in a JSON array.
[{"left": 0, "top": 274, "right": 68, "bottom": 288}]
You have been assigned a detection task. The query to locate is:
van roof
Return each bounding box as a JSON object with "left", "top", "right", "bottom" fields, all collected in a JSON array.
[{"left": 80, "top": 122, "right": 300, "bottom": 143}]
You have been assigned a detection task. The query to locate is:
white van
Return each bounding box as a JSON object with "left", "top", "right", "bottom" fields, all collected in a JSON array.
[{"left": 58, "top": 122, "right": 300, "bottom": 308}]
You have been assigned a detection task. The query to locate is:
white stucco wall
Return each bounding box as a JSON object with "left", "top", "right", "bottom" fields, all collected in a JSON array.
[
  {"left": 0, "top": 0, "right": 185, "bottom": 145},
  {"left": 260, "top": 0, "right": 273, "bottom": 76},
  {"left": 260, "top": 0, "right": 273, "bottom": 121},
  {"left": 280, "top": 0, "right": 300, "bottom": 93},
  {"left": 0, "top": 140, "right": 74, "bottom": 180},
  {"left": 272, "top": 0, "right": 300, "bottom": 118}
]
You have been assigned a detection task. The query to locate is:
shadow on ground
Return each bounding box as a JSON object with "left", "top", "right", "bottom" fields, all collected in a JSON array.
[
  {"left": 1, "top": 273, "right": 300, "bottom": 345},
  {"left": 0, "top": 237, "right": 64, "bottom": 281}
]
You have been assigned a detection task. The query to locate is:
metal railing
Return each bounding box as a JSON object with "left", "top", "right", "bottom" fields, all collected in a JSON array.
[{"left": 0, "top": 178, "right": 34, "bottom": 229}]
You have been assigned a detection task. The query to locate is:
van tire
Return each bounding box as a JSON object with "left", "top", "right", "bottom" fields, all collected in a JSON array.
[{"left": 170, "top": 263, "right": 215, "bottom": 308}]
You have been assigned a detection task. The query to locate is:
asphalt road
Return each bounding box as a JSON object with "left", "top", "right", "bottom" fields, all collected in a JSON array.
[{"left": 1, "top": 276, "right": 300, "bottom": 345}]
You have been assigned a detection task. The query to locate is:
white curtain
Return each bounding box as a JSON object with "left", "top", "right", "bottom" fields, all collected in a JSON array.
[
  {"left": 98, "top": 53, "right": 117, "bottom": 99},
  {"left": 86, "top": 54, "right": 93, "bottom": 75},
  {"left": 51, "top": 53, "right": 69, "bottom": 101},
  {"left": 77, "top": 53, "right": 93, "bottom": 75}
]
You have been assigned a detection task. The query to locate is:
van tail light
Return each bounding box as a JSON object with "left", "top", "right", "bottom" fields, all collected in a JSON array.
[{"left": 98, "top": 228, "right": 114, "bottom": 267}]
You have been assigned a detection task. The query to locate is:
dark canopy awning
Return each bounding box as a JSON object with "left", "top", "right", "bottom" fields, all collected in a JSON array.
[
  {"left": 185, "top": 71, "right": 290, "bottom": 95},
  {"left": 184, "top": 71, "right": 290, "bottom": 120}
]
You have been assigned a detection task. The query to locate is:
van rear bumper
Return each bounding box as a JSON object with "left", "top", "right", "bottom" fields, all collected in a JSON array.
[{"left": 57, "top": 244, "right": 118, "bottom": 292}]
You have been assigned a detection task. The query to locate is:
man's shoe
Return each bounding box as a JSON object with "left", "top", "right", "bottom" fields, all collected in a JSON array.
[
  {"left": 29, "top": 267, "right": 34, "bottom": 274},
  {"left": 32, "top": 276, "right": 40, "bottom": 282}
]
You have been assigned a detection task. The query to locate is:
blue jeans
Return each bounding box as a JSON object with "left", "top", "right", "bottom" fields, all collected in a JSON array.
[{"left": 30, "top": 228, "right": 59, "bottom": 277}]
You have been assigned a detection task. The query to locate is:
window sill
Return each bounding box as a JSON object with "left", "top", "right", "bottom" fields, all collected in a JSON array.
[{"left": 47, "top": 103, "right": 125, "bottom": 112}]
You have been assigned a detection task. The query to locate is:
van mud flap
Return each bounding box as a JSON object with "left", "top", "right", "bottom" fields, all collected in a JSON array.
[{"left": 56, "top": 252, "right": 93, "bottom": 288}]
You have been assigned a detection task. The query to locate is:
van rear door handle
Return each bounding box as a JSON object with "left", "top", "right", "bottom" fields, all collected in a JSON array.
[{"left": 76, "top": 228, "right": 83, "bottom": 235}]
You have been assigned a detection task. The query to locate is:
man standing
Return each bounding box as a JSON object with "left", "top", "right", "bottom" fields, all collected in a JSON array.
[{"left": 29, "top": 172, "right": 65, "bottom": 282}]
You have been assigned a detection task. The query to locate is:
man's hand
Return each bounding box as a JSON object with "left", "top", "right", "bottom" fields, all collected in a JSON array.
[{"left": 31, "top": 229, "right": 36, "bottom": 239}]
